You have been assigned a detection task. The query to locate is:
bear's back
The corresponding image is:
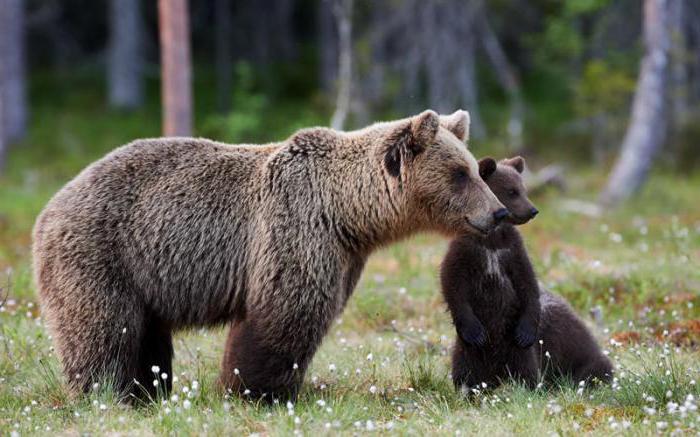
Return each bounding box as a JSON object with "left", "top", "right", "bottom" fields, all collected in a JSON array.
[{"left": 33, "top": 138, "right": 275, "bottom": 326}]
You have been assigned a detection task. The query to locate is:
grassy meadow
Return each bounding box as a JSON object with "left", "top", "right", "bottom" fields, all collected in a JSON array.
[{"left": 1, "top": 73, "right": 700, "bottom": 435}]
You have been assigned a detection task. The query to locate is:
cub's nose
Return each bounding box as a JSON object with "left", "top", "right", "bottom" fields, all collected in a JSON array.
[
  {"left": 493, "top": 208, "right": 509, "bottom": 223},
  {"left": 530, "top": 207, "right": 539, "bottom": 218}
]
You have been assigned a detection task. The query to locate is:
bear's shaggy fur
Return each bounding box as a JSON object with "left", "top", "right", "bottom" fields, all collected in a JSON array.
[
  {"left": 441, "top": 157, "right": 612, "bottom": 392},
  {"left": 33, "top": 110, "right": 507, "bottom": 401}
]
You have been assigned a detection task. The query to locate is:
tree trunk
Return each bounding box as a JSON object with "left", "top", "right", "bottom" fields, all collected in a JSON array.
[
  {"left": 108, "top": 0, "right": 144, "bottom": 110},
  {"left": 215, "top": 0, "right": 232, "bottom": 113},
  {"left": 477, "top": 2, "right": 524, "bottom": 151},
  {"left": 330, "top": 0, "right": 353, "bottom": 130},
  {"left": 0, "top": 0, "right": 28, "bottom": 142},
  {"left": 0, "top": 91, "right": 6, "bottom": 173},
  {"left": 600, "top": 0, "right": 670, "bottom": 206},
  {"left": 158, "top": 0, "right": 193, "bottom": 136},
  {"left": 319, "top": 0, "right": 338, "bottom": 94},
  {"left": 669, "top": 0, "right": 688, "bottom": 125},
  {"left": 456, "top": 35, "right": 485, "bottom": 139}
]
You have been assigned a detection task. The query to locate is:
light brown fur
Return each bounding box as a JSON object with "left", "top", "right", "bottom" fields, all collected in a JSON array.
[{"left": 33, "top": 110, "right": 506, "bottom": 401}]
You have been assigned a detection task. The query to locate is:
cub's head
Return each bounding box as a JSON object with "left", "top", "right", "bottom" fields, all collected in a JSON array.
[
  {"left": 478, "top": 156, "right": 538, "bottom": 225},
  {"left": 380, "top": 109, "right": 507, "bottom": 236}
]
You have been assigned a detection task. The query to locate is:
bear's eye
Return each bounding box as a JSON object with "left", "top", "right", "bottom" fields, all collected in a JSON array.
[
  {"left": 452, "top": 167, "right": 469, "bottom": 186},
  {"left": 509, "top": 189, "right": 519, "bottom": 197}
]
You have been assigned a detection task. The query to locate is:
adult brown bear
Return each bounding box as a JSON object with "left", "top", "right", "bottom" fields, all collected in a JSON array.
[{"left": 33, "top": 110, "right": 508, "bottom": 402}]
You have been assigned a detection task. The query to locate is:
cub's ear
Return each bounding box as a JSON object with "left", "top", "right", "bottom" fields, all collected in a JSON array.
[
  {"left": 478, "top": 157, "right": 497, "bottom": 180},
  {"left": 384, "top": 110, "right": 439, "bottom": 177},
  {"left": 503, "top": 156, "right": 525, "bottom": 173},
  {"left": 439, "top": 109, "right": 470, "bottom": 143}
]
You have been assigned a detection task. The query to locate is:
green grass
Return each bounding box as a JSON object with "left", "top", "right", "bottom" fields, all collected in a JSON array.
[{"left": 1, "top": 73, "right": 700, "bottom": 435}]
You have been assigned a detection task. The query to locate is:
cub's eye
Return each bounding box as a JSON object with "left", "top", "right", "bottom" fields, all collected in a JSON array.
[{"left": 509, "top": 189, "right": 519, "bottom": 197}]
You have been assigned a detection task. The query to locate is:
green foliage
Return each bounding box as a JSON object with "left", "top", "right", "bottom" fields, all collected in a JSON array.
[
  {"left": 201, "top": 63, "right": 268, "bottom": 143},
  {"left": 532, "top": 0, "right": 612, "bottom": 66},
  {"left": 574, "top": 59, "right": 636, "bottom": 120},
  {"left": 200, "top": 62, "right": 328, "bottom": 144}
]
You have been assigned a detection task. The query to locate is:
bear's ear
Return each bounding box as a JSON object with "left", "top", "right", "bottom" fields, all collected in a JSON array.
[
  {"left": 478, "top": 157, "right": 497, "bottom": 180},
  {"left": 383, "top": 110, "right": 439, "bottom": 178},
  {"left": 410, "top": 110, "right": 440, "bottom": 148},
  {"left": 439, "top": 110, "right": 470, "bottom": 143},
  {"left": 503, "top": 156, "right": 525, "bottom": 173}
]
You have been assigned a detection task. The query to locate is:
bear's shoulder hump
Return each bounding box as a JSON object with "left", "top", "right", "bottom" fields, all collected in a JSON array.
[{"left": 287, "top": 127, "right": 339, "bottom": 156}]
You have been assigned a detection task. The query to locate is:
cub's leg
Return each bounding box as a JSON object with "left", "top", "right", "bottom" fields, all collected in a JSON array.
[
  {"left": 452, "top": 341, "right": 504, "bottom": 392},
  {"left": 506, "top": 347, "right": 540, "bottom": 389},
  {"left": 539, "top": 291, "right": 613, "bottom": 386},
  {"left": 572, "top": 356, "right": 614, "bottom": 385},
  {"left": 451, "top": 340, "right": 473, "bottom": 391}
]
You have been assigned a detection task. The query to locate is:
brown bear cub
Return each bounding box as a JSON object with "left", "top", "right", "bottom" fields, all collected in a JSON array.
[{"left": 441, "top": 157, "right": 612, "bottom": 392}]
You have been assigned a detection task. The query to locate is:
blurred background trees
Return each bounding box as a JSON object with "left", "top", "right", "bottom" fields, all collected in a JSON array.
[
  {"left": 108, "top": 0, "right": 145, "bottom": 109},
  {"left": 0, "top": 0, "right": 699, "bottom": 205}
]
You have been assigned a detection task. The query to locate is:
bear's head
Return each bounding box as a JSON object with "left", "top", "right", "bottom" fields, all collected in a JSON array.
[
  {"left": 381, "top": 109, "right": 508, "bottom": 236},
  {"left": 477, "top": 156, "right": 538, "bottom": 225}
]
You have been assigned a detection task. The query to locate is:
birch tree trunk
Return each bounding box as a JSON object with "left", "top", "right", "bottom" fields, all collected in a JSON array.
[
  {"left": 108, "top": 0, "right": 144, "bottom": 109},
  {"left": 0, "top": 0, "right": 28, "bottom": 141},
  {"left": 600, "top": 0, "right": 670, "bottom": 206},
  {"left": 330, "top": 0, "right": 352, "bottom": 131},
  {"left": 158, "top": 0, "right": 193, "bottom": 136}
]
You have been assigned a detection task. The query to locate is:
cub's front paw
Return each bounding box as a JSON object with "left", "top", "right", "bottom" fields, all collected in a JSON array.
[
  {"left": 457, "top": 319, "right": 486, "bottom": 347},
  {"left": 514, "top": 318, "right": 537, "bottom": 348}
]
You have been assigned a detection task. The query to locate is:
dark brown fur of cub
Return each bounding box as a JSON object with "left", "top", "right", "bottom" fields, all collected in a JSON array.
[{"left": 441, "top": 158, "right": 612, "bottom": 392}]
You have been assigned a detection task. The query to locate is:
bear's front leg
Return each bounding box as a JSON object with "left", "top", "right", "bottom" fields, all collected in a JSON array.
[
  {"left": 219, "top": 318, "right": 310, "bottom": 403},
  {"left": 225, "top": 221, "right": 347, "bottom": 402}
]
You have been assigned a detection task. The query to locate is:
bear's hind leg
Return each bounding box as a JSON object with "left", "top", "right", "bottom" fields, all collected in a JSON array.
[{"left": 44, "top": 293, "right": 145, "bottom": 400}]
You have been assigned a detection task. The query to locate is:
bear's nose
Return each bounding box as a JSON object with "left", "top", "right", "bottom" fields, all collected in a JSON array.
[
  {"left": 493, "top": 208, "right": 509, "bottom": 223},
  {"left": 530, "top": 207, "right": 539, "bottom": 218}
]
